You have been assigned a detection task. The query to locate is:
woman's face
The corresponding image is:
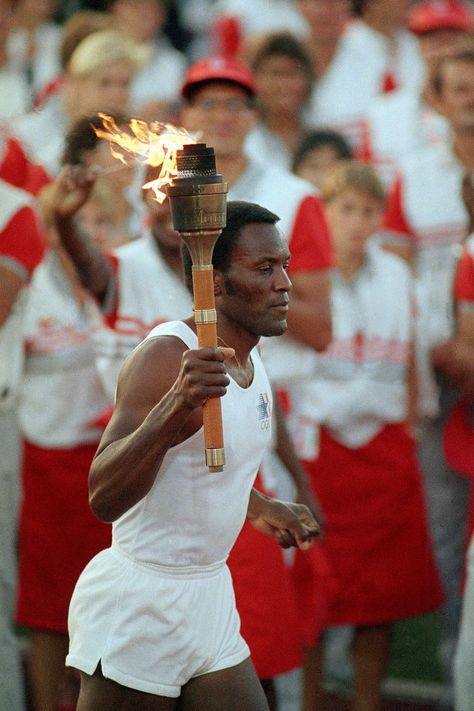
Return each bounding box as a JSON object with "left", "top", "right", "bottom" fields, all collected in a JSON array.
[
  {"left": 295, "top": 144, "right": 344, "bottom": 190},
  {"left": 68, "top": 60, "right": 134, "bottom": 121}
]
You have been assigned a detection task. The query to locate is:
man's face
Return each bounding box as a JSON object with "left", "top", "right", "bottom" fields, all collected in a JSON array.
[
  {"left": 216, "top": 223, "right": 292, "bottom": 338},
  {"left": 438, "top": 59, "right": 474, "bottom": 132},
  {"left": 180, "top": 83, "right": 256, "bottom": 159}
]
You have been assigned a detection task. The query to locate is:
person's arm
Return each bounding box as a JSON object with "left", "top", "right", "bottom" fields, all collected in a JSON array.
[
  {"left": 273, "top": 395, "right": 324, "bottom": 528},
  {"left": 286, "top": 270, "right": 332, "bottom": 352},
  {"left": 42, "top": 165, "right": 113, "bottom": 305},
  {"left": 246, "top": 488, "right": 320, "bottom": 551},
  {"left": 382, "top": 174, "right": 415, "bottom": 267},
  {"left": 88, "top": 334, "right": 233, "bottom": 523},
  {"left": 0, "top": 266, "right": 23, "bottom": 326},
  {"left": 286, "top": 195, "right": 333, "bottom": 351}
]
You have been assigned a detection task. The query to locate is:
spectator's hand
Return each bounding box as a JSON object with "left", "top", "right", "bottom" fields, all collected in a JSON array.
[{"left": 45, "top": 164, "right": 97, "bottom": 220}]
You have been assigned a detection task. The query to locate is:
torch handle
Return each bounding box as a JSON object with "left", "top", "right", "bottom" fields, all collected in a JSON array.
[{"left": 192, "top": 265, "right": 225, "bottom": 472}]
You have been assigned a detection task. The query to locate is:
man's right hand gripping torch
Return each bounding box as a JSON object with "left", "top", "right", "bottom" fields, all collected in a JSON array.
[{"left": 166, "top": 144, "right": 228, "bottom": 472}]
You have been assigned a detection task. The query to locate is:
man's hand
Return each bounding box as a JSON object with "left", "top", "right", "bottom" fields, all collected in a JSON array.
[
  {"left": 42, "top": 164, "right": 97, "bottom": 222},
  {"left": 171, "top": 346, "right": 234, "bottom": 411},
  {"left": 247, "top": 489, "right": 320, "bottom": 551}
]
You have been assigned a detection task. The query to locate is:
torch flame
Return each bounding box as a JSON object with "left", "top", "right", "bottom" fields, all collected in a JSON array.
[{"left": 94, "top": 113, "right": 197, "bottom": 203}]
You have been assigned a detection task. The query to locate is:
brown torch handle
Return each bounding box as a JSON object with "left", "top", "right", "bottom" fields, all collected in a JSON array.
[{"left": 192, "top": 264, "right": 225, "bottom": 472}]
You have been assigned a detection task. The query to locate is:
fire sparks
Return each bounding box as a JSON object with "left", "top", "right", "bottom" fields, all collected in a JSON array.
[{"left": 94, "top": 113, "right": 197, "bottom": 203}]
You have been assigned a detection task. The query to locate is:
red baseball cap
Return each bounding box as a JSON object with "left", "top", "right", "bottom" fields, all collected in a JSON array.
[
  {"left": 180, "top": 56, "right": 257, "bottom": 99},
  {"left": 408, "top": 0, "right": 474, "bottom": 35}
]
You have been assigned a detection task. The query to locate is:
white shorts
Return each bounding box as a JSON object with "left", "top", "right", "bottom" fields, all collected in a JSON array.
[{"left": 66, "top": 545, "right": 250, "bottom": 698}]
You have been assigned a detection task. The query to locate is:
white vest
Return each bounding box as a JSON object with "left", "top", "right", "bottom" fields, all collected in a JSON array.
[
  {"left": 385, "top": 143, "right": 468, "bottom": 416},
  {"left": 289, "top": 243, "right": 413, "bottom": 450},
  {"left": 307, "top": 20, "right": 425, "bottom": 150},
  {"left": 229, "top": 159, "right": 320, "bottom": 384},
  {"left": 0, "top": 181, "right": 34, "bottom": 412},
  {"left": 95, "top": 231, "right": 192, "bottom": 400},
  {"left": 112, "top": 320, "right": 273, "bottom": 567},
  {"left": 363, "top": 90, "right": 450, "bottom": 187},
  {"left": 18, "top": 252, "right": 111, "bottom": 447}
]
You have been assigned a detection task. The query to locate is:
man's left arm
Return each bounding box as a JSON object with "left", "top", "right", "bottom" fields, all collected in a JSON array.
[
  {"left": 286, "top": 195, "right": 333, "bottom": 352},
  {"left": 246, "top": 487, "right": 320, "bottom": 551}
]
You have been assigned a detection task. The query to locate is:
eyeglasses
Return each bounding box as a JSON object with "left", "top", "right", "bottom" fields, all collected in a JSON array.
[{"left": 190, "top": 97, "right": 253, "bottom": 113}]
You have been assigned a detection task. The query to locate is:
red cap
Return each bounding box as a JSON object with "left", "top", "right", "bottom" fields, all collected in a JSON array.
[
  {"left": 180, "top": 56, "right": 256, "bottom": 99},
  {"left": 408, "top": 0, "right": 474, "bottom": 35}
]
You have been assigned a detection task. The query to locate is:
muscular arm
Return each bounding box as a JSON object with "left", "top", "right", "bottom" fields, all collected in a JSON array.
[
  {"left": 286, "top": 269, "right": 332, "bottom": 352},
  {"left": 89, "top": 333, "right": 232, "bottom": 522}
]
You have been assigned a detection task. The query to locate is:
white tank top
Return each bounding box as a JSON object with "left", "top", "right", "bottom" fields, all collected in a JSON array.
[{"left": 112, "top": 321, "right": 273, "bottom": 567}]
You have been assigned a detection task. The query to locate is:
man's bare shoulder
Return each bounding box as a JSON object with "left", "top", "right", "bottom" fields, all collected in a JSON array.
[{"left": 117, "top": 334, "right": 189, "bottom": 404}]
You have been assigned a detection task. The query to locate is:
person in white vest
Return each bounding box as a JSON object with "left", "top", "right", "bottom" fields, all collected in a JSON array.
[
  {"left": 290, "top": 161, "right": 443, "bottom": 711},
  {"left": 48, "top": 107, "right": 325, "bottom": 708},
  {"left": 382, "top": 47, "right": 474, "bottom": 703},
  {"left": 0, "top": 177, "right": 44, "bottom": 711},
  {"left": 304, "top": 0, "right": 425, "bottom": 152},
  {"left": 359, "top": 0, "right": 474, "bottom": 187},
  {"left": 62, "top": 199, "right": 319, "bottom": 710},
  {"left": 179, "top": 55, "right": 333, "bottom": 383},
  {"left": 429, "top": 175, "right": 474, "bottom": 711}
]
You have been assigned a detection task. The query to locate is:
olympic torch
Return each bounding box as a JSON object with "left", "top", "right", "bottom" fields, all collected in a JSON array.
[
  {"left": 94, "top": 116, "right": 227, "bottom": 471},
  {"left": 166, "top": 144, "right": 227, "bottom": 472}
]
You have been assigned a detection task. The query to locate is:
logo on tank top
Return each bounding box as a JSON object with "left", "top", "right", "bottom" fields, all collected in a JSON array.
[{"left": 257, "top": 392, "right": 271, "bottom": 431}]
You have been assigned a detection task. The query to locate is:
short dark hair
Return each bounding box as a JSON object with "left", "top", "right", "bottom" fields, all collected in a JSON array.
[
  {"left": 432, "top": 48, "right": 474, "bottom": 96},
  {"left": 251, "top": 31, "right": 314, "bottom": 82},
  {"left": 62, "top": 112, "right": 129, "bottom": 165},
  {"left": 292, "top": 129, "right": 352, "bottom": 173},
  {"left": 182, "top": 200, "right": 279, "bottom": 290}
]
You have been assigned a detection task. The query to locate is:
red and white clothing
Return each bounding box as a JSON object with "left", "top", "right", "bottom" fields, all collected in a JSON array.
[
  {"left": 93, "top": 234, "right": 314, "bottom": 677},
  {"left": 228, "top": 159, "right": 333, "bottom": 386},
  {"left": 15, "top": 252, "right": 112, "bottom": 632},
  {"left": 306, "top": 19, "right": 425, "bottom": 151},
  {"left": 383, "top": 142, "right": 469, "bottom": 416},
  {"left": 0, "top": 180, "right": 44, "bottom": 711},
  {"left": 289, "top": 242, "right": 414, "bottom": 450},
  {"left": 66, "top": 320, "right": 272, "bottom": 695},
  {"left": 0, "top": 130, "right": 50, "bottom": 195},
  {"left": 97, "top": 230, "right": 193, "bottom": 400},
  {"left": 360, "top": 90, "right": 450, "bottom": 187},
  {"left": 0, "top": 180, "right": 44, "bottom": 412},
  {"left": 288, "top": 241, "right": 443, "bottom": 625}
]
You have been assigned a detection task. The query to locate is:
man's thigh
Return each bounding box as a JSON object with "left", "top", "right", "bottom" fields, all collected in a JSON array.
[
  {"left": 178, "top": 658, "right": 270, "bottom": 711},
  {"left": 76, "top": 666, "right": 177, "bottom": 711}
]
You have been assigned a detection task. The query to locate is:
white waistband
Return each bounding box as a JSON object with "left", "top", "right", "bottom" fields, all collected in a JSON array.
[{"left": 111, "top": 542, "right": 227, "bottom": 579}]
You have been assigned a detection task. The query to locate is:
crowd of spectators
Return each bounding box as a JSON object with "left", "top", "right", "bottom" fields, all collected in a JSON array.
[{"left": 2, "top": 1, "right": 474, "bottom": 711}]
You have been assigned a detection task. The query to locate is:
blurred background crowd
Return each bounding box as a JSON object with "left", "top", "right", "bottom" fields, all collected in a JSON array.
[{"left": 2, "top": 1, "right": 474, "bottom": 711}]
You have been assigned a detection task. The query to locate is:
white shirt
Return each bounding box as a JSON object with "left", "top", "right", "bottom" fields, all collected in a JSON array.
[{"left": 307, "top": 19, "right": 425, "bottom": 150}]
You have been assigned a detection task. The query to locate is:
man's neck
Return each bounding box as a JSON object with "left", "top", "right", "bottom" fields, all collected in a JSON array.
[
  {"left": 308, "top": 35, "right": 340, "bottom": 76},
  {"left": 215, "top": 153, "right": 248, "bottom": 187},
  {"left": 453, "top": 131, "right": 474, "bottom": 171}
]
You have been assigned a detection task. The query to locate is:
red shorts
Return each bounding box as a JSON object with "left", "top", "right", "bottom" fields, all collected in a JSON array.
[{"left": 16, "top": 440, "right": 111, "bottom": 633}]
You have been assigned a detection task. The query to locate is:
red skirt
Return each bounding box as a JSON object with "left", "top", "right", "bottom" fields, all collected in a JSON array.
[
  {"left": 302, "top": 424, "right": 444, "bottom": 626},
  {"left": 16, "top": 440, "right": 111, "bottom": 633}
]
